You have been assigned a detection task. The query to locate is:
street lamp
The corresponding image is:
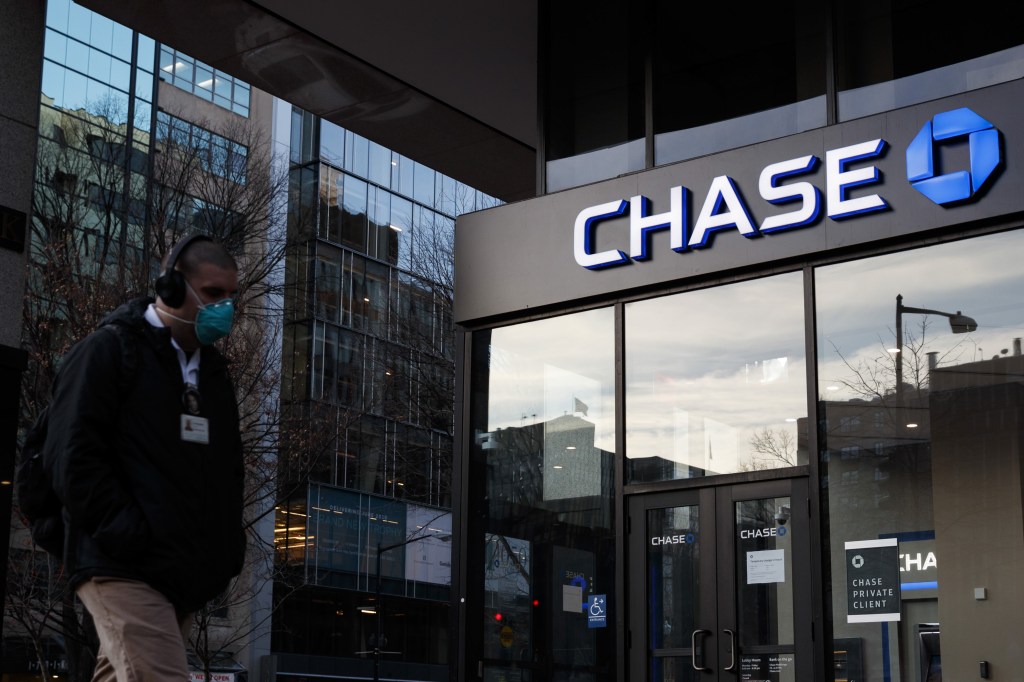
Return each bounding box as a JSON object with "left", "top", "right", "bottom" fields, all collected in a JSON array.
[
  {"left": 895, "top": 294, "right": 977, "bottom": 397},
  {"left": 365, "top": 530, "right": 451, "bottom": 682}
]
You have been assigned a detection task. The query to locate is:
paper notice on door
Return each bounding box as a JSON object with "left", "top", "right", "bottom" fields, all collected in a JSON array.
[
  {"left": 746, "top": 549, "right": 785, "bottom": 584},
  {"left": 562, "top": 584, "right": 583, "bottom": 612}
]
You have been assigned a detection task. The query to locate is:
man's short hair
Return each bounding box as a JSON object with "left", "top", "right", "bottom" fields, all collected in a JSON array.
[{"left": 177, "top": 239, "right": 237, "bottom": 277}]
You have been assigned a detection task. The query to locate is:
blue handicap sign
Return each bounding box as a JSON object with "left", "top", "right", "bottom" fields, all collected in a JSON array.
[{"left": 587, "top": 594, "right": 607, "bottom": 629}]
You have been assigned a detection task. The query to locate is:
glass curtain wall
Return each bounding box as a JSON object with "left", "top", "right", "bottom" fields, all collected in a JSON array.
[
  {"left": 467, "top": 225, "right": 1024, "bottom": 680},
  {"left": 279, "top": 112, "right": 500, "bottom": 668},
  {"left": 286, "top": 114, "right": 499, "bottom": 508},
  {"left": 626, "top": 273, "right": 808, "bottom": 482},
  {"left": 469, "top": 308, "right": 617, "bottom": 682},
  {"left": 543, "top": 0, "right": 1024, "bottom": 192},
  {"left": 835, "top": 2, "right": 1024, "bottom": 121},
  {"left": 816, "top": 228, "right": 1024, "bottom": 682}
]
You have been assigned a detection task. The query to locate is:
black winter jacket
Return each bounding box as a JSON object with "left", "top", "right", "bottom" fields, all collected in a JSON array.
[{"left": 46, "top": 298, "right": 246, "bottom": 613}]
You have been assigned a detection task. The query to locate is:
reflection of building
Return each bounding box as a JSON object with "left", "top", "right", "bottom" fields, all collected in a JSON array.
[
  {"left": 5, "top": 3, "right": 274, "bottom": 680},
  {"left": 476, "top": 413, "right": 615, "bottom": 675},
  {"left": 822, "top": 346, "right": 1024, "bottom": 682},
  {"left": 269, "top": 109, "right": 497, "bottom": 681},
  {"left": 6, "top": 3, "right": 1024, "bottom": 682},
  {"left": 483, "top": 414, "right": 614, "bottom": 528}
]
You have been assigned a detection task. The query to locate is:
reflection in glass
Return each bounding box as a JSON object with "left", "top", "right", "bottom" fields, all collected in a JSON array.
[
  {"left": 626, "top": 272, "right": 807, "bottom": 483},
  {"left": 471, "top": 308, "right": 616, "bottom": 682},
  {"left": 648, "top": 506, "right": 699, "bottom": 650},
  {"left": 735, "top": 497, "right": 794, "bottom": 649},
  {"left": 836, "top": 4, "right": 1024, "bottom": 122},
  {"left": 652, "top": 1, "right": 825, "bottom": 166},
  {"left": 816, "top": 229, "right": 1024, "bottom": 682}
]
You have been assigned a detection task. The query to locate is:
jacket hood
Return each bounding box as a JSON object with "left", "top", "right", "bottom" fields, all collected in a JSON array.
[{"left": 98, "top": 297, "right": 154, "bottom": 331}]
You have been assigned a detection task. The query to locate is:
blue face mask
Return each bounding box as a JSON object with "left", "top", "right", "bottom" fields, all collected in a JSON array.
[{"left": 188, "top": 282, "right": 235, "bottom": 345}]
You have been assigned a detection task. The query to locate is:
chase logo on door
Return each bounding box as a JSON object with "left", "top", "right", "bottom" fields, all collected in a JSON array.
[{"left": 740, "top": 526, "right": 787, "bottom": 539}]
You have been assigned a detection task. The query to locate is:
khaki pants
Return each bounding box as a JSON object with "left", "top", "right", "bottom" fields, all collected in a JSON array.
[{"left": 76, "top": 577, "right": 192, "bottom": 682}]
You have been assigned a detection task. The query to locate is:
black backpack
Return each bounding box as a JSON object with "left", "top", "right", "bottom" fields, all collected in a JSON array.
[{"left": 14, "top": 324, "right": 138, "bottom": 557}]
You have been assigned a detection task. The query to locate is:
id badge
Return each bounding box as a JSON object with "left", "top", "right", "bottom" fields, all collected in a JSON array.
[{"left": 181, "top": 414, "right": 210, "bottom": 444}]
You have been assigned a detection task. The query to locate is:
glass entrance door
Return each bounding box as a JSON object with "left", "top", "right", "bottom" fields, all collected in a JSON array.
[{"left": 628, "top": 478, "right": 812, "bottom": 681}]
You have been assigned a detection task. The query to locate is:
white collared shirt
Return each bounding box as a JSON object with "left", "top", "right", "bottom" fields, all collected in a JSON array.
[{"left": 145, "top": 303, "right": 200, "bottom": 386}]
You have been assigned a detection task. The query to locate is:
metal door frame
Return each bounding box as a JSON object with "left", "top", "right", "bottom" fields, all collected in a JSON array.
[{"left": 627, "top": 476, "right": 813, "bottom": 681}]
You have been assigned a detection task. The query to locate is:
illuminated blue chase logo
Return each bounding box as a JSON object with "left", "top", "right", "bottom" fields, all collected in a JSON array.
[
  {"left": 906, "top": 107, "right": 1001, "bottom": 205},
  {"left": 574, "top": 108, "right": 1002, "bottom": 270}
]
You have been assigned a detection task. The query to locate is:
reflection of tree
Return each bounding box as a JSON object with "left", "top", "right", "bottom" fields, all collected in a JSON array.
[
  {"left": 827, "top": 317, "right": 970, "bottom": 402},
  {"left": 11, "top": 92, "right": 329, "bottom": 682},
  {"left": 746, "top": 427, "right": 799, "bottom": 470}
]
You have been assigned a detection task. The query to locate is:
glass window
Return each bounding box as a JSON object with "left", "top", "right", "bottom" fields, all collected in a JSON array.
[
  {"left": 363, "top": 260, "right": 390, "bottom": 337},
  {"left": 66, "top": 38, "right": 90, "bottom": 76},
  {"left": 67, "top": 2, "right": 92, "bottom": 43},
  {"left": 413, "top": 162, "right": 435, "bottom": 208},
  {"left": 41, "top": 60, "right": 66, "bottom": 107},
  {"left": 235, "top": 81, "right": 250, "bottom": 110},
  {"left": 369, "top": 188, "right": 398, "bottom": 265},
  {"left": 345, "top": 130, "right": 369, "bottom": 178},
  {"left": 195, "top": 64, "right": 214, "bottom": 100},
  {"left": 62, "top": 68, "right": 88, "bottom": 111},
  {"left": 544, "top": 0, "right": 644, "bottom": 190},
  {"left": 368, "top": 141, "right": 392, "bottom": 188},
  {"left": 436, "top": 174, "right": 456, "bottom": 217},
  {"left": 470, "top": 308, "right": 616, "bottom": 681},
  {"left": 341, "top": 176, "right": 368, "bottom": 253},
  {"left": 653, "top": 1, "right": 826, "bottom": 166},
  {"left": 626, "top": 272, "right": 807, "bottom": 482},
  {"left": 320, "top": 120, "right": 345, "bottom": 167},
  {"left": 816, "top": 229, "right": 1024, "bottom": 682},
  {"left": 44, "top": 29, "right": 67, "bottom": 64},
  {"left": 397, "top": 154, "right": 414, "bottom": 199},
  {"left": 320, "top": 166, "right": 342, "bottom": 243},
  {"left": 46, "top": 0, "right": 70, "bottom": 33},
  {"left": 315, "top": 244, "right": 342, "bottom": 324},
  {"left": 134, "top": 68, "right": 153, "bottom": 102},
  {"left": 112, "top": 24, "right": 133, "bottom": 63},
  {"left": 213, "top": 71, "right": 232, "bottom": 99},
  {"left": 136, "top": 35, "right": 155, "bottom": 71},
  {"left": 836, "top": 3, "right": 1024, "bottom": 121},
  {"left": 157, "top": 46, "right": 251, "bottom": 117},
  {"left": 109, "top": 57, "right": 131, "bottom": 93},
  {"left": 390, "top": 196, "right": 413, "bottom": 272}
]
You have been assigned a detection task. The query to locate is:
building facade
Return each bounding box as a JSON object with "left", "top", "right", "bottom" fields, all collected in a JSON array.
[
  {"left": 265, "top": 109, "right": 498, "bottom": 682},
  {"left": 6, "top": 4, "right": 500, "bottom": 682},
  {"left": 7, "top": 2, "right": 1024, "bottom": 682},
  {"left": 4, "top": 1, "right": 279, "bottom": 679},
  {"left": 454, "top": 4, "right": 1024, "bottom": 682}
]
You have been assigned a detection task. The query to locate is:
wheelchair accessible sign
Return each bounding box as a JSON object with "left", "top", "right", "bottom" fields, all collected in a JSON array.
[{"left": 587, "top": 594, "right": 607, "bottom": 628}]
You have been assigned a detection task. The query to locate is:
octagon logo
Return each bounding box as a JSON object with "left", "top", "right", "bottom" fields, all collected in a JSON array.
[{"left": 906, "top": 107, "right": 1002, "bottom": 205}]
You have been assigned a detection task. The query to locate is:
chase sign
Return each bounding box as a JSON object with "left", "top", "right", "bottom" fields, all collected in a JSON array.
[
  {"left": 574, "top": 107, "right": 1003, "bottom": 271},
  {"left": 907, "top": 108, "right": 1001, "bottom": 205}
]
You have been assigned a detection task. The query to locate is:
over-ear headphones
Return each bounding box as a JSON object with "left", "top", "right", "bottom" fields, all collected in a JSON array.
[{"left": 154, "top": 234, "right": 212, "bottom": 308}]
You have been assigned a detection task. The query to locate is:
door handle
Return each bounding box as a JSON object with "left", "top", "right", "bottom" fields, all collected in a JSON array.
[
  {"left": 723, "top": 628, "right": 736, "bottom": 671},
  {"left": 691, "top": 629, "right": 711, "bottom": 671}
]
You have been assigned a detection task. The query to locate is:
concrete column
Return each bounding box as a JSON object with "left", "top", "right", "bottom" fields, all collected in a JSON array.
[{"left": 0, "top": 0, "right": 44, "bottom": 641}]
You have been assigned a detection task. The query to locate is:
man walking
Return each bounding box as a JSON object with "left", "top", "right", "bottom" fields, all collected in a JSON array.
[{"left": 47, "top": 234, "right": 247, "bottom": 681}]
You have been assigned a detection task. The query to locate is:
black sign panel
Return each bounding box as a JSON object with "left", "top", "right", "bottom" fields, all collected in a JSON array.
[
  {"left": 845, "top": 538, "right": 901, "bottom": 622},
  {"left": 739, "top": 653, "right": 795, "bottom": 682}
]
